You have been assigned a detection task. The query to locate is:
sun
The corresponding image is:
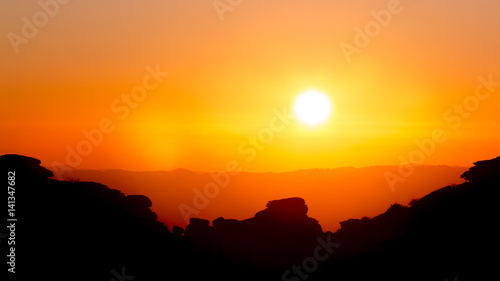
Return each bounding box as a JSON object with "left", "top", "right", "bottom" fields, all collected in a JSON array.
[{"left": 294, "top": 90, "right": 332, "bottom": 125}]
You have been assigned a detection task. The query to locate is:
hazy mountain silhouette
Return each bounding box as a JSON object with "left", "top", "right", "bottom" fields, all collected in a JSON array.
[
  {"left": 63, "top": 165, "right": 468, "bottom": 232},
  {"left": 1, "top": 154, "right": 498, "bottom": 280}
]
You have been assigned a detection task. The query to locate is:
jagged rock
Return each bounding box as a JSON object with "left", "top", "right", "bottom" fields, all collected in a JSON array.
[
  {"left": 184, "top": 218, "right": 212, "bottom": 238},
  {"left": 127, "top": 194, "right": 153, "bottom": 208},
  {"left": 461, "top": 156, "right": 500, "bottom": 182},
  {"left": 0, "top": 154, "right": 54, "bottom": 178},
  {"left": 172, "top": 225, "right": 184, "bottom": 236},
  {"left": 255, "top": 197, "right": 309, "bottom": 221}
]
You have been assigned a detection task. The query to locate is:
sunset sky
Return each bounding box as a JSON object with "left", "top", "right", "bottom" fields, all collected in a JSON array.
[{"left": 1, "top": 0, "right": 500, "bottom": 172}]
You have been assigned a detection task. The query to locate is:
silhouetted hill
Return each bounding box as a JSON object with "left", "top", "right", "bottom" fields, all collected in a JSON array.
[
  {"left": 1, "top": 154, "right": 174, "bottom": 281},
  {"left": 325, "top": 156, "right": 500, "bottom": 281},
  {"left": 1, "top": 154, "right": 498, "bottom": 280}
]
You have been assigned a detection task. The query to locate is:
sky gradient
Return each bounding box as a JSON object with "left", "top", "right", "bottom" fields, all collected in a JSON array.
[{"left": 1, "top": 0, "right": 500, "bottom": 172}]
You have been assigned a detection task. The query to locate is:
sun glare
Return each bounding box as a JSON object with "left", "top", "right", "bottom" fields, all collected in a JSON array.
[{"left": 294, "top": 90, "right": 331, "bottom": 125}]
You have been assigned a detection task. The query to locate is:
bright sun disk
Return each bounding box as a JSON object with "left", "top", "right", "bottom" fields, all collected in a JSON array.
[{"left": 294, "top": 90, "right": 331, "bottom": 125}]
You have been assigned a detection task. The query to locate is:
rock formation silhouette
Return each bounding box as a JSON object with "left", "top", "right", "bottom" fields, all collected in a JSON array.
[
  {"left": 185, "top": 197, "right": 323, "bottom": 270},
  {"left": 1, "top": 154, "right": 498, "bottom": 281}
]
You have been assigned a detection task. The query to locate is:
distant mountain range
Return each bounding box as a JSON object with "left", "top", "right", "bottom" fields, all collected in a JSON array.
[{"left": 64, "top": 165, "right": 468, "bottom": 232}]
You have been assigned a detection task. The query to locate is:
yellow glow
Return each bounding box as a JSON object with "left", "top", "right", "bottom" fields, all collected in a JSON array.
[{"left": 294, "top": 90, "right": 332, "bottom": 125}]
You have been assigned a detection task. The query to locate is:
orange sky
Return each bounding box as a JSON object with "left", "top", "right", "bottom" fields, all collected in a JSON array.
[{"left": 1, "top": 0, "right": 500, "bottom": 173}]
